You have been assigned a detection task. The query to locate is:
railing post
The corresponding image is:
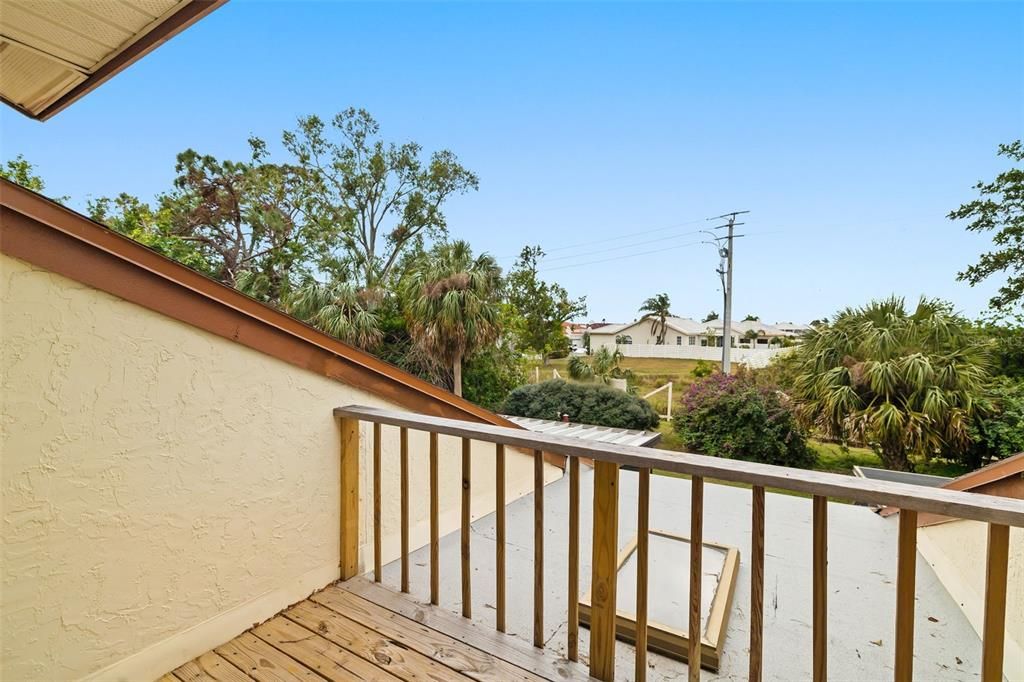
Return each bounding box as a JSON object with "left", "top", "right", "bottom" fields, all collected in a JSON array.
[
  {"left": 812, "top": 495, "right": 828, "bottom": 682},
  {"left": 894, "top": 509, "right": 918, "bottom": 682},
  {"left": 749, "top": 486, "right": 765, "bottom": 682},
  {"left": 688, "top": 476, "right": 704, "bottom": 681},
  {"left": 567, "top": 457, "right": 580, "bottom": 661},
  {"left": 590, "top": 460, "right": 620, "bottom": 681},
  {"left": 339, "top": 417, "right": 360, "bottom": 580},
  {"left": 982, "top": 523, "right": 1010, "bottom": 682}
]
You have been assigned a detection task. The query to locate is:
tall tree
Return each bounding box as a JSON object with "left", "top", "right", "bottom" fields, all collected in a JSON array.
[
  {"left": 282, "top": 108, "right": 479, "bottom": 289},
  {"left": 950, "top": 140, "right": 1024, "bottom": 314},
  {"left": 702, "top": 310, "right": 719, "bottom": 323},
  {"left": 161, "top": 142, "right": 326, "bottom": 303},
  {"left": 506, "top": 246, "right": 587, "bottom": 364},
  {"left": 639, "top": 293, "right": 672, "bottom": 344},
  {"left": 790, "top": 296, "right": 991, "bottom": 471},
  {"left": 403, "top": 241, "right": 502, "bottom": 396}
]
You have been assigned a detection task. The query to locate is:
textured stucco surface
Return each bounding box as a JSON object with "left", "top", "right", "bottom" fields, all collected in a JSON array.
[
  {"left": 0, "top": 253, "right": 557, "bottom": 681},
  {"left": 919, "top": 519, "right": 1023, "bottom": 681}
]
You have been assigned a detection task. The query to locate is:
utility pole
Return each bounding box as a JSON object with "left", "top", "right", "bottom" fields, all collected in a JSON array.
[{"left": 708, "top": 211, "right": 748, "bottom": 374}]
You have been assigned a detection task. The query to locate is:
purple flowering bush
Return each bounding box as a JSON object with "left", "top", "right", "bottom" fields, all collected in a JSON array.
[{"left": 672, "top": 373, "right": 815, "bottom": 468}]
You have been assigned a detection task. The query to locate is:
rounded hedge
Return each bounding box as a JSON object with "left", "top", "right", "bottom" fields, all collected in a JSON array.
[
  {"left": 672, "top": 373, "right": 814, "bottom": 468},
  {"left": 501, "top": 379, "right": 661, "bottom": 430}
]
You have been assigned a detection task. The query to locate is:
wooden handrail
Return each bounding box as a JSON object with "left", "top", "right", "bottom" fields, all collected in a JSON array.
[
  {"left": 335, "top": 405, "right": 1024, "bottom": 526},
  {"left": 337, "top": 404, "right": 1022, "bottom": 682}
]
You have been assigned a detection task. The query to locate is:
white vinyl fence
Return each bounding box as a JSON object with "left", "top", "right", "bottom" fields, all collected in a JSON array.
[{"left": 593, "top": 342, "right": 788, "bottom": 368}]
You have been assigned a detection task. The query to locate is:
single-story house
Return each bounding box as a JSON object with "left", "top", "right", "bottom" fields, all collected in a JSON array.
[{"left": 589, "top": 317, "right": 800, "bottom": 350}]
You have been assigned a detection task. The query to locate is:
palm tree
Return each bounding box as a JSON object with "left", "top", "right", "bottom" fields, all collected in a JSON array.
[
  {"left": 403, "top": 241, "right": 502, "bottom": 396},
  {"left": 639, "top": 293, "right": 672, "bottom": 345},
  {"left": 568, "top": 346, "right": 624, "bottom": 383},
  {"left": 285, "top": 279, "right": 383, "bottom": 349},
  {"left": 789, "top": 296, "right": 991, "bottom": 471},
  {"left": 742, "top": 328, "right": 763, "bottom": 347}
]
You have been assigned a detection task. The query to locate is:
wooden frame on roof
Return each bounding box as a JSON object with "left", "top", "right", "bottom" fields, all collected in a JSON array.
[
  {"left": 578, "top": 528, "right": 740, "bottom": 672},
  {"left": 1, "top": 0, "right": 227, "bottom": 121}
]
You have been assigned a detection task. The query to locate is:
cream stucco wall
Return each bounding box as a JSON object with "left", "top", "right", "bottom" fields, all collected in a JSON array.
[
  {"left": 918, "top": 519, "right": 1023, "bottom": 681},
  {"left": 0, "top": 253, "right": 559, "bottom": 681}
]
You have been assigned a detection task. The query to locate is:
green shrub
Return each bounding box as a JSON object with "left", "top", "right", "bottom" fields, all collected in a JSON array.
[
  {"left": 463, "top": 345, "right": 527, "bottom": 412},
  {"left": 501, "top": 379, "right": 660, "bottom": 430},
  {"left": 672, "top": 373, "right": 815, "bottom": 468},
  {"left": 690, "top": 360, "right": 715, "bottom": 379}
]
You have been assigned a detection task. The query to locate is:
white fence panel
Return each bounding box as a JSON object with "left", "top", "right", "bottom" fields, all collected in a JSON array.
[{"left": 593, "top": 342, "right": 787, "bottom": 368}]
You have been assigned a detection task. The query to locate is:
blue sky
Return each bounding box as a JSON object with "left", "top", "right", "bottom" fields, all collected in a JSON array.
[{"left": 3, "top": 1, "right": 1022, "bottom": 324}]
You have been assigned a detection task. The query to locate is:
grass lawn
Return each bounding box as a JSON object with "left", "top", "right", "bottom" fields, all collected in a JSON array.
[{"left": 525, "top": 356, "right": 707, "bottom": 414}]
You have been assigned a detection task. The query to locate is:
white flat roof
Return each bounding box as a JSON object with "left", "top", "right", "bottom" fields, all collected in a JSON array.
[{"left": 502, "top": 415, "right": 662, "bottom": 448}]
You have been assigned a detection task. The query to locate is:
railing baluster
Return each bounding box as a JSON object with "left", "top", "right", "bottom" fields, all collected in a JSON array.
[
  {"left": 812, "top": 495, "right": 828, "bottom": 682},
  {"left": 400, "top": 427, "right": 410, "bottom": 593},
  {"left": 894, "top": 509, "right": 918, "bottom": 681},
  {"left": 373, "top": 422, "right": 382, "bottom": 583},
  {"left": 429, "top": 431, "right": 439, "bottom": 605},
  {"left": 981, "top": 523, "right": 1010, "bottom": 682},
  {"left": 461, "top": 437, "right": 472, "bottom": 618},
  {"left": 636, "top": 468, "right": 651, "bottom": 682},
  {"left": 567, "top": 456, "right": 580, "bottom": 662},
  {"left": 496, "top": 443, "right": 506, "bottom": 632},
  {"left": 339, "top": 417, "right": 360, "bottom": 581},
  {"left": 534, "top": 449, "right": 544, "bottom": 648},
  {"left": 589, "top": 461, "right": 620, "bottom": 681},
  {"left": 749, "top": 485, "right": 765, "bottom": 682},
  {"left": 688, "top": 476, "right": 704, "bottom": 682}
]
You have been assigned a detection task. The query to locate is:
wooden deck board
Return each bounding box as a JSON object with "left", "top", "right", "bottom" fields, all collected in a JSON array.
[
  {"left": 342, "top": 578, "right": 592, "bottom": 681},
  {"left": 173, "top": 651, "right": 249, "bottom": 682},
  {"left": 251, "top": 615, "right": 402, "bottom": 682},
  {"left": 216, "top": 632, "right": 324, "bottom": 681},
  {"left": 312, "top": 585, "right": 544, "bottom": 682},
  {"left": 163, "top": 580, "right": 587, "bottom": 682},
  {"left": 285, "top": 599, "right": 468, "bottom": 681}
]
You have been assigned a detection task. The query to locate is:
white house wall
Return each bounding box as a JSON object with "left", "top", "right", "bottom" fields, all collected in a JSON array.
[
  {"left": 917, "top": 519, "right": 1023, "bottom": 682},
  {"left": 590, "top": 334, "right": 788, "bottom": 369}
]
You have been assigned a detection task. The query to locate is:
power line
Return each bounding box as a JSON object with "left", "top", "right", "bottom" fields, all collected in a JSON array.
[
  {"left": 531, "top": 228, "right": 779, "bottom": 273},
  {"left": 533, "top": 228, "right": 707, "bottom": 264},
  {"left": 538, "top": 239, "right": 705, "bottom": 273},
  {"left": 497, "top": 216, "right": 710, "bottom": 260}
]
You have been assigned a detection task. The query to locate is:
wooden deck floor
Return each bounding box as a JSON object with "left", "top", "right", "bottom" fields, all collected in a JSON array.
[{"left": 162, "top": 577, "right": 591, "bottom": 681}]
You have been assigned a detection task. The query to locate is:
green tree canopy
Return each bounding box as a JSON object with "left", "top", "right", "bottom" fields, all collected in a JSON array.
[
  {"left": 403, "top": 240, "right": 502, "bottom": 396},
  {"left": 702, "top": 310, "right": 719, "bottom": 323},
  {"left": 88, "top": 193, "right": 212, "bottom": 274},
  {"left": 505, "top": 246, "right": 587, "bottom": 363},
  {"left": 790, "top": 296, "right": 991, "bottom": 471},
  {"left": 639, "top": 293, "right": 672, "bottom": 344},
  {"left": 160, "top": 143, "right": 330, "bottom": 304},
  {"left": 950, "top": 140, "right": 1024, "bottom": 314},
  {"left": 1, "top": 155, "right": 45, "bottom": 192},
  {"left": 281, "top": 108, "right": 478, "bottom": 289}
]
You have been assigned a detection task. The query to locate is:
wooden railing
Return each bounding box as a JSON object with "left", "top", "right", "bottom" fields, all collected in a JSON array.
[{"left": 335, "top": 405, "right": 1024, "bottom": 682}]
